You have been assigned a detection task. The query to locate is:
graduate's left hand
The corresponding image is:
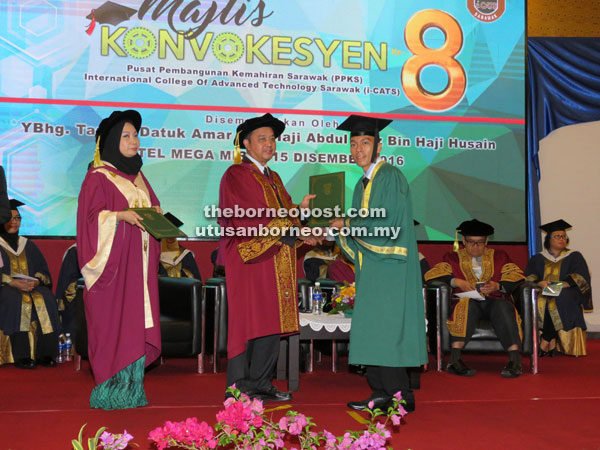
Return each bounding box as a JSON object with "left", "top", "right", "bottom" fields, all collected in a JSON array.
[
  {"left": 153, "top": 205, "right": 164, "bottom": 215},
  {"left": 299, "top": 194, "right": 316, "bottom": 210}
]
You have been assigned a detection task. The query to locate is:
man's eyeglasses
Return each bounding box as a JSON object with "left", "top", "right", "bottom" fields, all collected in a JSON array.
[
  {"left": 8, "top": 216, "right": 22, "bottom": 222},
  {"left": 551, "top": 235, "right": 567, "bottom": 240},
  {"left": 464, "top": 239, "right": 486, "bottom": 246}
]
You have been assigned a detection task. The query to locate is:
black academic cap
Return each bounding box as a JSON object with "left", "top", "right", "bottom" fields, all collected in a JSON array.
[
  {"left": 539, "top": 219, "right": 572, "bottom": 234},
  {"left": 164, "top": 212, "right": 184, "bottom": 228},
  {"left": 9, "top": 199, "right": 24, "bottom": 210},
  {"left": 87, "top": 1, "right": 137, "bottom": 26},
  {"left": 336, "top": 115, "right": 392, "bottom": 137},
  {"left": 234, "top": 113, "right": 285, "bottom": 149},
  {"left": 95, "top": 110, "right": 142, "bottom": 154},
  {"left": 457, "top": 219, "right": 494, "bottom": 237}
]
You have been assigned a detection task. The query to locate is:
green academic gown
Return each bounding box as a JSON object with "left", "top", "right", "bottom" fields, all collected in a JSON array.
[{"left": 336, "top": 160, "right": 427, "bottom": 367}]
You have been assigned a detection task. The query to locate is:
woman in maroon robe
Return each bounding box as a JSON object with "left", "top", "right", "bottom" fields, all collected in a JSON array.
[{"left": 76, "top": 110, "right": 161, "bottom": 410}]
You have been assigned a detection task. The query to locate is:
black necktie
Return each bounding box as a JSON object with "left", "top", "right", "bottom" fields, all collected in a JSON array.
[
  {"left": 263, "top": 167, "right": 269, "bottom": 177},
  {"left": 362, "top": 176, "right": 369, "bottom": 188}
]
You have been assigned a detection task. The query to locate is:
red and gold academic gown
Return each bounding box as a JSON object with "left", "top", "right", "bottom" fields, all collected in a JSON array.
[
  {"left": 425, "top": 248, "right": 525, "bottom": 338},
  {"left": 77, "top": 164, "right": 161, "bottom": 385},
  {"left": 218, "top": 160, "right": 301, "bottom": 358}
]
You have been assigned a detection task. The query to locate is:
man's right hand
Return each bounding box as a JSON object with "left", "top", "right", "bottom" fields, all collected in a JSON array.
[
  {"left": 537, "top": 280, "right": 551, "bottom": 289},
  {"left": 454, "top": 279, "right": 475, "bottom": 292}
]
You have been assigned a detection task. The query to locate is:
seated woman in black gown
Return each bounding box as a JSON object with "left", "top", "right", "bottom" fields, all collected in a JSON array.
[{"left": 525, "top": 220, "right": 593, "bottom": 357}]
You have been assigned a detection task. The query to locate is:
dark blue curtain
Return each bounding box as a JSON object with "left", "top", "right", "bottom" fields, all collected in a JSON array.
[{"left": 527, "top": 37, "right": 600, "bottom": 255}]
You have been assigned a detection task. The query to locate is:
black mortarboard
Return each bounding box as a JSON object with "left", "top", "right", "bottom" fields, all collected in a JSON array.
[
  {"left": 164, "top": 212, "right": 184, "bottom": 228},
  {"left": 539, "top": 219, "right": 572, "bottom": 234},
  {"left": 337, "top": 115, "right": 393, "bottom": 162},
  {"left": 336, "top": 115, "right": 392, "bottom": 137},
  {"left": 9, "top": 199, "right": 24, "bottom": 210},
  {"left": 234, "top": 113, "right": 286, "bottom": 149},
  {"left": 87, "top": 1, "right": 137, "bottom": 26},
  {"left": 457, "top": 219, "right": 494, "bottom": 237},
  {"left": 95, "top": 110, "right": 142, "bottom": 154}
]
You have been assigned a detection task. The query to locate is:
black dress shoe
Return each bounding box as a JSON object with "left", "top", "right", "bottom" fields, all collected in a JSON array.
[
  {"left": 501, "top": 361, "right": 522, "bottom": 378},
  {"left": 446, "top": 359, "right": 476, "bottom": 377},
  {"left": 14, "top": 358, "right": 36, "bottom": 369},
  {"left": 250, "top": 386, "right": 292, "bottom": 402},
  {"left": 347, "top": 394, "right": 392, "bottom": 411},
  {"left": 36, "top": 357, "right": 57, "bottom": 367},
  {"left": 538, "top": 349, "right": 549, "bottom": 358}
]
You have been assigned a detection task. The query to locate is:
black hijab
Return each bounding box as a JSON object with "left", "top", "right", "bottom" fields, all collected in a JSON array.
[
  {"left": 101, "top": 119, "right": 143, "bottom": 175},
  {"left": 0, "top": 215, "right": 20, "bottom": 251}
]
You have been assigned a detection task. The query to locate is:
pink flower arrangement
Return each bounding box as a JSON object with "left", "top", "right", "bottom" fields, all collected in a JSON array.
[{"left": 147, "top": 386, "right": 407, "bottom": 450}]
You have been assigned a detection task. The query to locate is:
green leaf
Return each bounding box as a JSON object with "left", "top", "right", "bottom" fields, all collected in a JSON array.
[
  {"left": 93, "top": 427, "right": 107, "bottom": 442},
  {"left": 78, "top": 424, "right": 86, "bottom": 444},
  {"left": 71, "top": 439, "right": 84, "bottom": 450},
  {"left": 87, "top": 437, "right": 97, "bottom": 450}
]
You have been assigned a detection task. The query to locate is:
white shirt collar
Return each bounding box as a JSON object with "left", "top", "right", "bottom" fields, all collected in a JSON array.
[
  {"left": 245, "top": 153, "right": 267, "bottom": 173},
  {"left": 364, "top": 157, "right": 384, "bottom": 179}
]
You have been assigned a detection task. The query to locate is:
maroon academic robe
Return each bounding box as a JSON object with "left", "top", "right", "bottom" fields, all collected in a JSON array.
[
  {"left": 76, "top": 164, "right": 161, "bottom": 385},
  {"left": 218, "top": 160, "right": 301, "bottom": 358}
]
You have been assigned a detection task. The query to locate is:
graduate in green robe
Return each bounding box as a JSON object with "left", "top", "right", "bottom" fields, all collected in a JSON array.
[{"left": 329, "top": 115, "right": 427, "bottom": 412}]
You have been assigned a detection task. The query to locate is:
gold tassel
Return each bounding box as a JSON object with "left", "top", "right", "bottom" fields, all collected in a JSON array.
[
  {"left": 233, "top": 131, "right": 242, "bottom": 164},
  {"left": 453, "top": 230, "right": 460, "bottom": 252},
  {"left": 92, "top": 136, "right": 103, "bottom": 168}
]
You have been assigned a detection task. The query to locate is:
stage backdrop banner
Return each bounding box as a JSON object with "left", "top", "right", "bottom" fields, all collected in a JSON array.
[{"left": 0, "top": 0, "right": 525, "bottom": 240}]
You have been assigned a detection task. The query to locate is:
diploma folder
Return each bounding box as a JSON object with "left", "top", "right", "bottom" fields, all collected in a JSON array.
[
  {"left": 126, "top": 208, "right": 187, "bottom": 239},
  {"left": 542, "top": 282, "right": 564, "bottom": 297},
  {"left": 308, "top": 172, "right": 345, "bottom": 227}
]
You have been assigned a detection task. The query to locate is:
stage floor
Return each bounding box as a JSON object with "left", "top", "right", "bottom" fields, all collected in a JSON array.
[{"left": 1, "top": 341, "right": 599, "bottom": 449}]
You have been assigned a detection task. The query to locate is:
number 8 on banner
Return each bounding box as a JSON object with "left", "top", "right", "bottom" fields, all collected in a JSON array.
[{"left": 402, "top": 9, "right": 466, "bottom": 112}]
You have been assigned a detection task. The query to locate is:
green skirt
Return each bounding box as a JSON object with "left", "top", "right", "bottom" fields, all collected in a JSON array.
[{"left": 90, "top": 356, "right": 147, "bottom": 410}]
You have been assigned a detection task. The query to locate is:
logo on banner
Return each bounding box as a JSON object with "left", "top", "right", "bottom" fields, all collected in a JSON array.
[{"left": 467, "top": 0, "right": 505, "bottom": 22}]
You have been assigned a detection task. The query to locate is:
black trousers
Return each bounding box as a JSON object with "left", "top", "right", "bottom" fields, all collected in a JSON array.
[
  {"left": 366, "top": 366, "right": 410, "bottom": 397},
  {"left": 226, "top": 334, "right": 280, "bottom": 393},
  {"left": 453, "top": 298, "right": 521, "bottom": 350},
  {"left": 10, "top": 328, "right": 58, "bottom": 361}
]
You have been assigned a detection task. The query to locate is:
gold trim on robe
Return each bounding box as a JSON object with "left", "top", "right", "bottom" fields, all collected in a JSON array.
[
  {"left": 447, "top": 298, "right": 470, "bottom": 337},
  {"left": 557, "top": 328, "right": 587, "bottom": 356},
  {"left": 569, "top": 273, "right": 593, "bottom": 312},
  {"left": 424, "top": 262, "right": 452, "bottom": 281},
  {"left": 0, "top": 322, "right": 38, "bottom": 365},
  {"left": 237, "top": 217, "right": 293, "bottom": 263},
  {"left": 500, "top": 263, "right": 526, "bottom": 283},
  {"left": 274, "top": 244, "right": 299, "bottom": 333},
  {"left": 338, "top": 234, "right": 355, "bottom": 262},
  {"left": 354, "top": 237, "right": 408, "bottom": 257},
  {"left": 81, "top": 210, "right": 118, "bottom": 289}
]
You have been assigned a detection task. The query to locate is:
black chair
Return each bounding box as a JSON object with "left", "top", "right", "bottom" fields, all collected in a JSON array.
[
  {"left": 202, "top": 277, "right": 227, "bottom": 373},
  {"left": 74, "top": 277, "right": 205, "bottom": 373},
  {"left": 427, "top": 280, "right": 539, "bottom": 374},
  {"left": 158, "top": 277, "right": 205, "bottom": 373}
]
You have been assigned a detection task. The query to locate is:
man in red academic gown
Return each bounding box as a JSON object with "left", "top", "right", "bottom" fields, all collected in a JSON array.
[{"left": 218, "top": 113, "right": 319, "bottom": 401}]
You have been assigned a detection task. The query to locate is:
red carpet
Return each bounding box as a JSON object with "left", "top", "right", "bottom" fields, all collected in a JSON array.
[{"left": 2, "top": 341, "right": 600, "bottom": 449}]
